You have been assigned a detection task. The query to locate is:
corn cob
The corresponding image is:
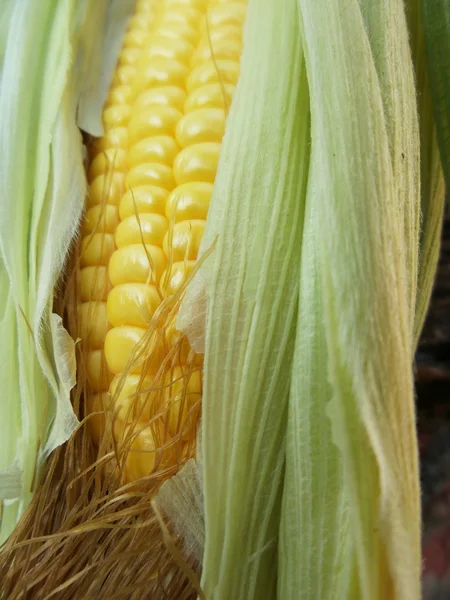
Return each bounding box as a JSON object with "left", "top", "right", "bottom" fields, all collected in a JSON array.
[{"left": 79, "top": 0, "right": 247, "bottom": 481}]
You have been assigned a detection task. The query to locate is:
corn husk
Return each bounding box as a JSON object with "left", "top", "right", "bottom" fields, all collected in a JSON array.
[{"left": 0, "top": 0, "right": 135, "bottom": 545}]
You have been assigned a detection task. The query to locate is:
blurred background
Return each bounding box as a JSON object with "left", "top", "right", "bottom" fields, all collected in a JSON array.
[{"left": 417, "top": 213, "right": 450, "bottom": 599}]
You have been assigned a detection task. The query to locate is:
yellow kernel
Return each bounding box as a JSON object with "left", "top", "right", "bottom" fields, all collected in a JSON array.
[
  {"left": 165, "top": 182, "right": 212, "bottom": 222},
  {"left": 82, "top": 204, "right": 119, "bottom": 235},
  {"left": 88, "top": 173, "right": 125, "bottom": 207},
  {"left": 80, "top": 233, "right": 115, "bottom": 268},
  {"left": 163, "top": 366, "right": 202, "bottom": 439},
  {"left": 86, "top": 392, "right": 110, "bottom": 445},
  {"left": 115, "top": 213, "right": 168, "bottom": 249},
  {"left": 119, "top": 47, "right": 142, "bottom": 66},
  {"left": 191, "top": 39, "right": 242, "bottom": 69},
  {"left": 88, "top": 149, "right": 127, "bottom": 182},
  {"left": 133, "top": 59, "right": 188, "bottom": 96},
  {"left": 128, "top": 136, "right": 180, "bottom": 167},
  {"left": 79, "top": 301, "right": 109, "bottom": 350},
  {"left": 79, "top": 266, "right": 110, "bottom": 302},
  {"left": 94, "top": 127, "right": 128, "bottom": 153},
  {"left": 175, "top": 108, "right": 225, "bottom": 148},
  {"left": 109, "top": 244, "right": 167, "bottom": 286},
  {"left": 134, "top": 86, "right": 187, "bottom": 112},
  {"left": 164, "top": 0, "right": 208, "bottom": 9},
  {"left": 204, "top": 3, "right": 246, "bottom": 29},
  {"left": 186, "top": 59, "right": 240, "bottom": 94},
  {"left": 173, "top": 142, "right": 220, "bottom": 185},
  {"left": 122, "top": 28, "right": 149, "bottom": 49},
  {"left": 126, "top": 162, "right": 175, "bottom": 190},
  {"left": 162, "top": 7, "right": 202, "bottom": 29},
  {"left": 128, "top": 106, "right": 182, "bottom": 145},
  {"left": 104, "top": 326, "right": 148, "bottom": 375},
  {"left": 146, "top": 36, "right": 194, "bottom": 64},
  {"left": 103, "top": 104, "right": 132, "bottom": 130},
  {"left": 110, "top": 374, "right": 157, "bottom": 423},
  {"left": 106, "top": 85, "right": 133, "bottom": 106},
  {"left": 163, "top": 219, "right": 205, "bottom": 261},
  {"left": 198, "top": 25, "right": 242, "bottom": 44},
  {"left": 113, "top": 64, "right": 136, "bottom": 86},
  {"left": 156, "top": 23, "right": 199, "bottom": 46},
  {"left": 119, "top": 186, "right": 168, "bottom": 219},
  {"left": 124, "top": 423, "right": 177, "bottom": 481},
  {"left": 162, "top": 260, "right": 196, "bottom": 297},
  {"left": 184, "top": 83, "right": 234, "bottom": 113},
  {"left": 107, "top": 283, "right": 161, "bottom": 328},
  {"left": 86, "top": 349, "right": 112, "bottom": 393}
]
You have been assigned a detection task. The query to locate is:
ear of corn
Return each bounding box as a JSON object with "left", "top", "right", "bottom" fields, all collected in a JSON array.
[{"left": 80, "top": 0, "right": 247, "bottom": 482}]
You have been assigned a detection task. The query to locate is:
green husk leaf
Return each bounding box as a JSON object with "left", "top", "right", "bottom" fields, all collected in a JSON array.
[
  {"left": 178, "top": 0, "right": 310, "bottom": 596},
  {"left": 0, "top": 0, "right": 133, "bottom": 544},
  {"left": 287, "top": 1, "right": 421, "bottom": 599}
]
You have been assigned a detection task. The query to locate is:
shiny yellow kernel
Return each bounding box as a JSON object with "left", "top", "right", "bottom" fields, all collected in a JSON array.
[
  {"left": 157, "top": 23, "right": 199, "bottom": 46},
  {"left": 175, "top": 108, "right": 225, "bottom": 148},
  {"left": 128, "top": 106, "right": 182, "bottom": 145},
  {"left": 119, "top": 186, "right": 168, "bottom": 219},
  {"left": 82, "top": 204, "right": 119, "bottom": 235},
  {"left": 104, "top": 326, "right": 148, "bottom": 375},
  {"left": 103, "top": 104, "right": 132, "bottom": 130},
  {"left": 203, "top": 3, "right": 246, "bottom": 29},
  {"left": 164, "top": 0, "right": 208, "bottom": 9},
  {"left": 115, "top": 213, "right": 168, "bottom": 248},
  {"left": 162, "top": 260, "right": 196, "bottom": 296},
  {"left": 173, "top": 142, "right": 220, "bottom": 185},
  {"left": 146, "top": 36, "right": 194, "bottom": 64},
  {"left": 163, "top": 366, "right": 202, "bottom": 439},
  {"left": 133, "top": 59, "right": 188, "bottom": 96},
  {"left": 113, "top": 64, "right": 136, "bottom": 86},
  {"left": 126, "top": 162, "right": 175, "bottom": 190},
  {"left": 109, "top": 244, "right": 167, "bottom": 286},
  {"left": 184, "top": 82, "right": 234, "bottom": 112},
  {"left": 122, "top": 28, "right": 149, "bottom": 49},
  {"left": 79, "top": 266, "right": 110, "bottom": 302},
  {"left": 88, "top": 148, "right": 127, "bottom": 182},
  {"left": 110, "top": 374, "right": 157, "bottom": 423},
  {"left": 186, "top": 59, "right": 240, "bottom": 94},
  {"left": 94, "top": 127, "right": 128, "bottom": 152},
  {"left": 191, "top": 39, "right": 242, "bottom": 68},
  {"left": 106, "top": 85, "right": 133, "bottom": 106},
  {"left": 107, "top": 283, "right": 161, "bottom": 328},
  {"left": 86, "top": 349, "right": 112, "bottom": 393},
  {"left": 165, "top": 181, "right": 212, "bottom": 222},
  {"left": 163, "top": 220, "right": 205, "bottom": 261},
  {"left": 162, "top": 7, "right": 202, "bottom": 29},
  {"left": 134, "top": 86, "right": 187, "bottom": 112},
  {"left": 80, "top": 233, "right": 115, "bottom": 268},
  {"left": 197, "top": 25, "right": 242, "bottom": 44},
  {"left": 88, "top": 172, "right": 125, "bottom": 207},
  {"left": 119, "top": 47, "right": 142, "bottom": 66},
  {"left": 124, "top": 423, "right": 177, "bottom": 481},
  {"left": 86, "top": 392, "right": 110, "bottom": 445},
  {"left": 128, "top": 136, "right": 180, "bottom": 168},
  {"left": 79, "top": 301, "right": 109, "bottom": 350}
]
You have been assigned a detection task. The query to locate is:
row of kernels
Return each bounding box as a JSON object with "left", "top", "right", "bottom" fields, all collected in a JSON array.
[
  {"left": 80, "top": 1, "right": 156, "bottom": 399},
  {"left": 161, "top": 1, "right": 246, "bottom": 296}
]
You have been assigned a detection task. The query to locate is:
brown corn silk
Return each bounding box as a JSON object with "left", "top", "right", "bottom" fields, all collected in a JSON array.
[{"left": 0, "top": 0, "right": 247, "bottom": 596}]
